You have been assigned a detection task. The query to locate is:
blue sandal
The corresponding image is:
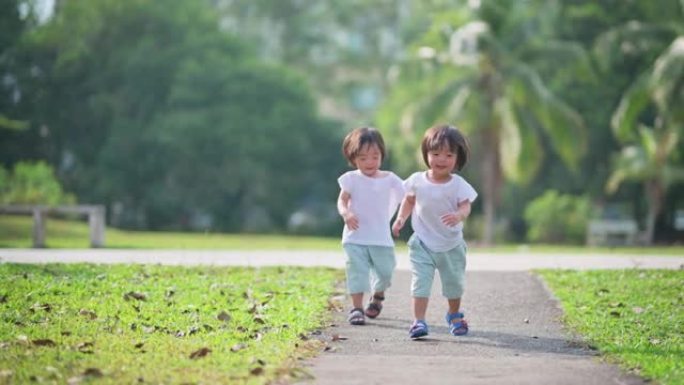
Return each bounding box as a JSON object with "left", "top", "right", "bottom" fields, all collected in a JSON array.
[
  {"left": 348, "top": 308, "right": 366, "bottom": 325},
  {"left": 446, "top": 312, "right": 468, "bottom": 336},
  {"left": 409, "top": 320, "right": 429, "bottom": 339}
]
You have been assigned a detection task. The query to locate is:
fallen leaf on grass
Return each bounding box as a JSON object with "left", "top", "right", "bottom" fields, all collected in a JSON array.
[
  {"left": 83, "top": 368, "right": 103, "bottom": 378},
  {"left": 29, "top": 303, "right": 52, "bottom": 312},
  {"left": 327, "top": 296, "right": 345, "bottom": 312},
  {"left": 217, "top": 311, "right": 231, "bottom": 322},
  {"left": 32, "top": 339, "right": 56, "bottom": 347},
  {"left": 124, "top": 292, "right": 147, "bottom": 301},
  {"left": 250, "top": 367, "right": 264, "bottom": 376},
  {"left": 76, "top": 341, "right": 94, "bottom": 354},
  {"left": 189, "top": 347, "right": 212, "bottom": 359},
  {"left": 78, "top": 309, "right": 97, "bottom": 320}
]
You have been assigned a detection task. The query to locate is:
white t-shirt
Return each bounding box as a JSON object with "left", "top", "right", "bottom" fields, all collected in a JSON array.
[
  {"left": 405, "top": 171, "right": 478, "bottom": 252},
  {"left": 338, "top": 170, "right": 405, "bottom": 247}
]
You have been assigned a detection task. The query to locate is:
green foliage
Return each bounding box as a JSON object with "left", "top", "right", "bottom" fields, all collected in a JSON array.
[
  {"left": 13, "top": 0, "right": 341, "bottom": 231},
  {"left": 377, "top": 0, "right": 589, "bottom": 244},
  {"left": 539, "top": 270, "right": 684, "bottom": 385},
  {"left": 0, "top": 263, "right": 341, "bottom": 384},
  {"left": 0, "top": 161, "right": 74, "bottom": 205},
  {"left": 524, "top": 190, "right": 590, "bottom": 244}
]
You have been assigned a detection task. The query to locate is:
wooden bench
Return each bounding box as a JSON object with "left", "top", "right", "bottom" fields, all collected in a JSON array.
[
  {"left": 586, "top": 219, "right": 638, "bottom": 247},
  {"left": 0, "top": 205, "right": 106, "bottom": 248}
]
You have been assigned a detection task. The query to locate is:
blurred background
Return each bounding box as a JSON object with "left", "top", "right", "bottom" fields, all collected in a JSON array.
[{"left": 1, "top": 0, "right": 683, "bottom": 246}]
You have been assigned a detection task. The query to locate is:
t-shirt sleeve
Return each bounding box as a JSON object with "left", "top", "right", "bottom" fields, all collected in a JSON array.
[
  {"left": 388, "top": 173, "right": 406, "bottom": 214},
  {"left": 458, "top": 178, "right": 478, "bottom": 203},
  {"left": 338, "top": 172, "right": 353, "bottom": 193},
  {"left": 403, "top": 173, "right": 418, "bottom": 195}
]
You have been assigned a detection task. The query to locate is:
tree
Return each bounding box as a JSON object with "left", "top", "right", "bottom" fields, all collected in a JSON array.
[
  {"left": 606, "top": 34, "right": 684, "bottom": 244},
  {"left": 377, "top": 1, "right": 588, "bottom": 244},
  {"left": 15, "top": 0, "right": 340, "bottom": 231}
]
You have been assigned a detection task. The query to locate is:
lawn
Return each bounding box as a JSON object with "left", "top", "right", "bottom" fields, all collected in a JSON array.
[
  {"left": 0, "top": 216, "right": 342, "bottom": 250},
  {"left": 0, "top": 263, "right": 343, "bottom": 385},
  {"left": 538, "top": 269, "right": 684, "bottom": 385},
  {"left": 3, "top": 215, "right": 684, "bottom": 255}
]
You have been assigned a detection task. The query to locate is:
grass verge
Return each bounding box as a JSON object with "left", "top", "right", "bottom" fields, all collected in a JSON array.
[
  {"left": 4, "top": 215, "right": 684, "bottom": 255},
  {"left": 538, "top": 269, "right": 684, "bottom": 385},
  {"left": 0, "top": 263, "right": 343, "bottom": 385},
  {"left": 0, "top": 215, "right": 341, "bottom": 250}
]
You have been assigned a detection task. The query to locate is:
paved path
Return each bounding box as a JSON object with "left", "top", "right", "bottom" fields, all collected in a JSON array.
[
  {"left": 1, "top": 249, "right": 682, "bottom": 271},
  {"left": 2, "top": 248, "right": 682, "bottom": 384},
  {"left": 298, "top": 271, "right": 647, "bottom": 385}
]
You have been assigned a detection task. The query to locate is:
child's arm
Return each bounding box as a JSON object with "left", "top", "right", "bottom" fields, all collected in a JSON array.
[
  {"left": 337, "top": 190, "right": 359, "bottom": 230},
  {"left": 441, "top": 199, "right": 472, "bottom": 227},
  {"left": 392, "top": 195, "right": 416, "bottom": 237}
]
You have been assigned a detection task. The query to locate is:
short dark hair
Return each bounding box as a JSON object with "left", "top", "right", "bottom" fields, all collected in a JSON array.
[
  {"left": 421, "top": 124, "right": 470, "bottom": 171},
  {"left": 342, "top": 127, "right": 386, "bottom": 166}
]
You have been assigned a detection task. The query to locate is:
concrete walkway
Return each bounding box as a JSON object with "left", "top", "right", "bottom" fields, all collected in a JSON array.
[
  {"left": 2, "top": 248, "right": 683, "bottom": 384},
  {"left": 1, "top": 248, "right": 682, "bottom": 271}
]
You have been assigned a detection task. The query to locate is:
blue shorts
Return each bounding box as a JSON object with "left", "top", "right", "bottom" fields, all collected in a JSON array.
[
  {"left": 408, "top": 234, "right": 467, "bottom": 299},
  {"left": 343, "top": 243, "right": 396, "bottom": 294}
]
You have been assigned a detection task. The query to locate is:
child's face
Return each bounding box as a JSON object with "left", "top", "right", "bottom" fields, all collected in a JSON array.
[
  {"left": 354, "top": 143, "right": 382, "bottom": 177},
  {"left": 427, "top": 146, "right": 456, "bottom": 178}
]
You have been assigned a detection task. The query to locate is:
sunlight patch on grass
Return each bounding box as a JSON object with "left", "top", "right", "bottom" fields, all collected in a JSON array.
[
  {"left": 0, "top": 263, "right": 343, "bottom": 384},
  {"left": 538, "top": 270, "right": 684, "bottom": 385}
]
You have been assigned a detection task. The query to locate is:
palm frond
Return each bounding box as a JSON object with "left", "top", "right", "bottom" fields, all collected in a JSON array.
[
  {"left": 611, "top": 73, "right": 651, "bottom": 142},
  {"left": 507, "top": 63, "right": 586, "bottom": 170},
  {"left": 593, "top": 21, "right": 677, "bottom": 72},
  {"left": 650, "top": 36, "right": 684, "bottom": 116},
  {"left": 495, "top": 97, "right": 542, "bottom": 184}
]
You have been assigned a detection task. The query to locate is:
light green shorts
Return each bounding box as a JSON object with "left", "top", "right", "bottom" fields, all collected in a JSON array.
[
  {"left": 408, "top": 234, "right": 467, "bottom": 299},
  {"left": 342, "top": 243, "right": 396, "bottom": 294}
]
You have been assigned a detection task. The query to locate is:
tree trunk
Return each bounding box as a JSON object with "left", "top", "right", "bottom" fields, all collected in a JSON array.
[
  {"left": 643, "top": 180, "right": 664, "bottom": 245},
  {"left": 480, "top": 127, "right": 502, "bottom": 246}
]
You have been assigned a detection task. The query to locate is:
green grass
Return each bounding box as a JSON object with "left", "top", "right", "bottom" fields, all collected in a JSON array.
[
  {"left": 0, "top": 263, "right": 343, "bottom": 385},
  {"left": 0, "top": 215, "right": 342, "bottom": 250},
  {"left": 4, "top": 215, "right": 684, "bottom": 254},
  {"left": 538, "top": 269, "right": 684, "bottom": 385}
]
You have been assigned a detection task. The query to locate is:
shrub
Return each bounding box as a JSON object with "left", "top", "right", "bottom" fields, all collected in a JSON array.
[
  {"left": 0, "top": 161, "right": 75, "bottom": 205},
  {"left": 524, "top": 190, "right": 590, "bottom": 244}
]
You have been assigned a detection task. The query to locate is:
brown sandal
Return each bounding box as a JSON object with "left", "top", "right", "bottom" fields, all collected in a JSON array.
[{"left": 364, "top": 294, "right": 384, "bottom": 319}]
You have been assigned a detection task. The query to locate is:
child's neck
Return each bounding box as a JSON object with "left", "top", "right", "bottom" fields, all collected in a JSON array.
[
  {"left": 427, "top": 170, "right": 451, "bottom": 183},
  {"left": 360, "top": 169, "right": 381, "bottom": 178}
]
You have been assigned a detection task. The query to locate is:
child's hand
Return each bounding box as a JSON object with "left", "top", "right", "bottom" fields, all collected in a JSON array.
[
  {"left": 343, "top": 212, "right": 359, "bottom": 230},
  {"left": 441, "top": 212, "right": 464, "bottom": 227},
  {"left": 392, "top": 217, "right": 405, "bottom": 237}
]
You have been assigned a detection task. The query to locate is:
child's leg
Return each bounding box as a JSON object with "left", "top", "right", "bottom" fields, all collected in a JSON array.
[
  {"left": 413, "top": 297, "right": 429, "bottom": 320},
  {"left": 342, "top": 244, "right": 372, "bottom": 307},
  {"left": 435, "top": 242, "right": 468, "bottom": 335},
  {"left": 366, "top": 246, "right": 396, "bottom": 317},
  {"left": 350, "top": 293, "right": 364, "bottom": 310},
  {"left": 447, "top": 297, "right": 461, "bottom": 315},
  {"left": 408, "top": 235, "right": 436, "bottom": 321}
]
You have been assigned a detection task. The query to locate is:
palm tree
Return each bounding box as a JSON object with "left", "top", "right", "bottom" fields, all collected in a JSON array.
[
  {"left": 378, "top": 2, "right": 588, "bottom": 244},
  {"left": 606, "top": 35, "right": 684, "bottom": 244}
]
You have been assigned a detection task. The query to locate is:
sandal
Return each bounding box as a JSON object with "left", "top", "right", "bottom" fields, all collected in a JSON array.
[
  {"left": 446, "top": 312, "right": 468, "bottom": 336},
  {"left": 409, "top": 320, "right": 429, "bottom": 339},
  {"left": 348, "top": 308, "right": 366, "bottom": 325},
  {"left": 364, "top": 294, "right": 384, "bottom": 319}
]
